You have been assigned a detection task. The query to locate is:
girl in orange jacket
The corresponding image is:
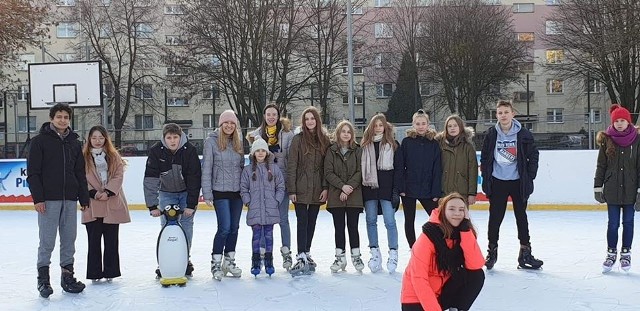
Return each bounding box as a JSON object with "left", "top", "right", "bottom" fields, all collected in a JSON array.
[{"left": 401, "top": 192, "right": 485, "bottom": 311}]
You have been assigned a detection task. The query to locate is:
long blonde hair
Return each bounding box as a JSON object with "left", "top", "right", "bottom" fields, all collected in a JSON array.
[
  {"left": 83, "top": 125, "right": 125, "bottom": 178},
  {"left": 332, "top": 120, "right": 357, "bottom": 148},
  {"left": 361, "top": 113, "right": 397, "bottom": 150},
  {"left": 217, "top": 127, "right": 244, "bottom": 154}
]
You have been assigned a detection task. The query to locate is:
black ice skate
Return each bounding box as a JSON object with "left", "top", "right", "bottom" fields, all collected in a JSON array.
[
  {"left": 485, "top": 244, "right": 498, "bottom": 270},
  {"left": 185, "top": 260, "right": 194, "bottom": 277},
  {"left": 264, "top": 252, "right": 275, "bottom": 276},
  {"left": 60, "top": 265, "right": 86, "bottom": 293},
  {"left": 37, "top": 266, "right": 53, "bottom": 298},
  {"left": 518, "top": 245, "right": 543, "bottom": 270}
]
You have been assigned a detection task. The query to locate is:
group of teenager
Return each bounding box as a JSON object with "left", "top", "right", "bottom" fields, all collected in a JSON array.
[{"left": 28, "top": 99, "right": 637, "bottom": 310}]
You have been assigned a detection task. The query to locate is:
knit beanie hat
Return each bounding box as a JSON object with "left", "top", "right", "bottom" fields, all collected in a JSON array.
[
  {"left": 219, "top": 109, "right": 239, "bottom": 127},
  {"left": 250, "top": 138, "right": 270, "bottom": 157},
  {"left": 610, "top": 104, "right": 632, "bottom": 124}
]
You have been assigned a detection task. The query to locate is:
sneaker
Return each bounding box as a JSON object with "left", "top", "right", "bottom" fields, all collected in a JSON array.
[
  {"left": 387, "top": 249, "right": 398, "bottom": 273},
  {"left": 620, "top": 248, "right": 631, "bottom": 271},
  {"left": 602, "top": 248, "right": 617, "bottom": 273},
  {"left": 368, "top": 247, "right": 383, "bottom": 273},
  {"left": 281, "top": 246, "right": 293, "bottom": 270}
]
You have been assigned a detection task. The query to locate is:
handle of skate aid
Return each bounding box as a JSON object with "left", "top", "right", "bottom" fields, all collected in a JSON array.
[{"left": 162, "top": 205, "right": 184, "bottom": 216}]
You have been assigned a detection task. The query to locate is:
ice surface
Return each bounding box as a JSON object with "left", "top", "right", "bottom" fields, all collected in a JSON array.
[{"left": 1, "top": 209, "right": 639, "bottom": 310}]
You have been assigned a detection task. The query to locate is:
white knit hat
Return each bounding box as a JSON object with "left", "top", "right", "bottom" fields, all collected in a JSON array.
[{"left": 250, "top": 138, "right": 270, "bottom": 156}]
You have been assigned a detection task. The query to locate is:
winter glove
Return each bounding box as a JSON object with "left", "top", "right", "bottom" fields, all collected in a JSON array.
[
  {"left": 635, "top": 190, "right": 640, "bottom": 212},
  {"left": 594, "top": 187, "right": 605, "bottom": 204}
]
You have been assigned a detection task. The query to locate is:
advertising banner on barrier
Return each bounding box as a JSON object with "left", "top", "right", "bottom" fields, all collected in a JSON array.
[{"left": 0, "top": 159, "right": 32, "bottom": 203}]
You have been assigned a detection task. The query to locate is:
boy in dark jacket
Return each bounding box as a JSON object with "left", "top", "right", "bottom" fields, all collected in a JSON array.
[
  {"left": 480, "top": 100, "right": 542, "bottom": 270},
  {"left": 144, "top": 123, "right": 202, "bottom": 276},
  {"left": 28, "top": 103, "right": 89, "bottom": 297}
]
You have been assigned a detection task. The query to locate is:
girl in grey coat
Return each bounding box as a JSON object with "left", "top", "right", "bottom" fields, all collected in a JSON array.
[{"left": 241, "top": 139, "right": 285, "bottom": 276}]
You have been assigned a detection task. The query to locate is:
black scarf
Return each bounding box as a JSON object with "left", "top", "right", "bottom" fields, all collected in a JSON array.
[{"left": 422, "top": 222, "right": 464, "bottom": 275}]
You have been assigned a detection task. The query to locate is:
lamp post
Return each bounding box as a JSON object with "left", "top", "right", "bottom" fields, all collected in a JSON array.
[
  {"left": 587, "top": 72, "right": 592, "bottom": 149},
  {"left": 346, "top": 0, "right": 355, "bottom": 124}
]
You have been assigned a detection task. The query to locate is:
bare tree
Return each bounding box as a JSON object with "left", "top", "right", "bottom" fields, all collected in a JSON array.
[
  {"left": 0, "top": 0, "right": 47, "bottom": 83},
  {"left": 70, "top": 0, "right": 163, "bottom": 146},
  {"left": 417, "top": 0, "right": 528, "bottom": 123},
  {"left": 543, "top": 0, "right": 640, "bottom": 122}
]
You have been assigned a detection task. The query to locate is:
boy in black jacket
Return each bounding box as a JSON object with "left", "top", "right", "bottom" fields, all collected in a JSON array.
[
  {"left": 27, "top": 103, "right": 89, "bottom": 298},
  {"left": 143, "top": 123, "right": 202, "bottom": 276}
]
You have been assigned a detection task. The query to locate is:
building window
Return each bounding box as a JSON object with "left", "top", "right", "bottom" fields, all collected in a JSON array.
[
  {"left": 484, "top": 109, "right": 497, "bottom": 123},
  {"left": 57, "top": 22, "right": 78, "bottom": 38},
  {"left": 483, "top": 0, "right": 502, "bottom": 4},
  {"left": 545, "top": 21, "right": 561, "bottom": 35},
  {"left": 512, "top": 3, "right": 534, "bottom": 13},
  {"left": 375, "top": 0, "right": 392, "bottom": 7},
  {"left": 417, "top": 0, "right": 433, "bottom": 6},
  {"left": 350, "top": 7, "right": 363, "bottom": 14},
  {"left": 135, "top": 115, "right": 154, "bottom": 129},
  {"left": 518, "top": 62, "right": 534, "bottom": 72},
  {"left": 547, "top": 108, "right": 564, "bottom": 123},
  {"left": 546, "top": 49, "right": 565, "bottom": 64},
  {"left": 165, "top": 35, "right": 184, "bottom": 46},
  {"left": 18, "top": 54, "right": 35, "bottom": 71},
  {"left": 134, "top": 23, "right": 153, "bottom": 39},
  {"left": 375, "top": 53, "right": 393, "bottom": 68},
  {"left": 167, "top": 97, "right": 188, "bottom": 107},
  {"left": 18, "top": 116, "right": 37, "bottom": 133},
  {"left": 376, "top": 83, "right": 394, "bottom": 98},
  {"left": 585, "top": 108, "right": 602, "bottom": 123},
  {"left": 375, "top": 23, "right": 393, "bottom": 39},
  {"left": 342, "top": 66, "right": 363, "bottom": 74},
  {"left": 546, "top": 79, "right": 564, "bottom": 94},
  {"left": 513, "top": 91, "right": 534, "bottom": 102},
  {"left": 134, "top": 84, "right": 153, "bottom": 99},
  {"left": 545, "top": 0, "right": 561, "bottom": 5},
  {"left": 57, "top": 53, "right": 75, "bottom": 62},
  {"left": 342, "top": 95, "right": 364, "bottom": 105},
  {"left": 166, "top": 66, "right": 187, "bottom": 76},
  {"left": 280, "top": 24, "right": 289, "bottom": 38},
  {"left": 516, "top": 32, "right": 534, "bottom": 42},
  {"left": 17, "top": 85, "right": 29, "bottom": 101},
  {"left": 203, "top": 114, "right": 219, "bottom": 128},
  {"left": 164, "top": 4, "right": 184, "bottom": 14},
  {"left": 98, "top": 0, "right": 111, "bottom": 6},
  {"left": 56, "top": 0, "right": 75, "bottom": 6},
  {"left": 585, "top": 79, "right": 603, "bottom": 93}
]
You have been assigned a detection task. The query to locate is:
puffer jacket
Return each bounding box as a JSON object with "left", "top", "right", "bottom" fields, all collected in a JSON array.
[
  {"left": 594, "top": 128, "right": 640, "bottom": 205},
  {"left": 395, "top": 128, "right": 443, "bottom": 199},
  {"left": 324, "top": 142, "right": 363, "bottom": 208},
  {"left": 436, "top": 127, "right": 478, "bottom": 198},
  {"left": 246, "top": 118, "right": 294, "bottom": 176},
  {"left": 287, "top": 132, "right": 329, "bottom": 205},
  {"left": 401, "top": 209, "right": 485, "bottom": 310},
  {"left": 201, "top": 128, "right": 245, "bottom": 201},
  {"left": 240, "top": 158, "right": 286, "bottom": 226}
]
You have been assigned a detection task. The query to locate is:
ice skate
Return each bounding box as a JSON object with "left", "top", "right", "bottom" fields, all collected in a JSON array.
[
  {"left": 330, "top": 248, "right": 347, "bottom": 273},
  {"left": 222, "top": 251, "right": 242, "bottom": 277},
  {"left": 250, "top": 253, "right": 262, "bottom": 277},
  {"left": 620, "top": 248, "right": 631, "bottom": 272},
  {"left": 281, "top": 246, "right": 293, "bottom": 271},
  {"left": 387, "top": 249, "right": 398, "bottom": 273},
  {"left": 602, "top": 248, "right": 617, "bottom": 273},
  {"left": 290, "top": 253, "right": 310, "bottom": 277},
  {"left": 211, "top": 254, "right": 223, "bottom": 281},
  {"left": 517, "top": 244, "right": 543, "bottom": 270},
  {"left": 37, "top": 266, "right": 53, "bottom": 298},
  {"left": 185, "top": 260, "right": 194, "bottom": 277},
  {"left": 485, "top": 244, "right": 498, "bottom": 270},
  {"left": 351, "top": 248, "right": 365, "bottom": 272},
  {"left": 60, "top": 265, "right": 85, "bottom": 293},
  {"left": 368, "top": 247, "right": 383, "bottom": 273},
  {"left": 264, "top": 252, "right": 275, "bottom": 276}
]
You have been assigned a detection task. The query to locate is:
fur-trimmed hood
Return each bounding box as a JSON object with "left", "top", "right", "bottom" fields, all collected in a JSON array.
[
  {"left": 406, "top": 127, "right": 438, "bottom": 140},
  {"left": 596, "top": 126, "right": 640, "bottom": 147},
  {"left": 435, "top": 126, "right": 475, "bottom": 145}
]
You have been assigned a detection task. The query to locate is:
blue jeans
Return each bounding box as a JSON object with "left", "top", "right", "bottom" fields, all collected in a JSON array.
[
  {"left": 261, "top": 189, "right": 291, "bottom": 250},
  {"left": 159, "top": 191, "right": 194, "bottom": 253},
  {"left": 212, "top": 198, "right": 244, "bottom": 255},
  {"left": 364, "top": 200, "right": 398, "bottom": 250},
  {"left": 607, "top": 204, "right": 635, "bottom": 249}
]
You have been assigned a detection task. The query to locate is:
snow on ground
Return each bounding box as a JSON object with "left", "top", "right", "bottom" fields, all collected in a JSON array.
[{"left": 1, "top": 209, "right": 639, "bottom": 311}]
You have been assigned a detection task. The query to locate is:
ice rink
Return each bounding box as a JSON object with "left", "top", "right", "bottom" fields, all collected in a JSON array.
[{"left": 1, "top": 208, "right": 639, "bottom": 310}]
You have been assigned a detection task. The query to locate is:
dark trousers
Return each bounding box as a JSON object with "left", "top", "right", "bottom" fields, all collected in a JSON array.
[
  {"left": 607, "top": 204, "right": 635, "bottom": 249},
  {"left": 329, "top": 207, "right": 362, "bottom": 250},
  {"left": 85, "top": 218, "right": 121, "bottom": 279},
  {"left": 402, "top": 197, "right": 438, "bottom": 248},
  {"left": 487, "top": 177, "right": 531, "bottom": 246},
  {"left": 295, "top": 203, "right": 320, "bottom": 254},
  {"left": 401, "top": 269, "right": 485, "bottom": 311}
]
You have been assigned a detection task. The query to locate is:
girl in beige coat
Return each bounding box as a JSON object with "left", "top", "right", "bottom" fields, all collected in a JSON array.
[{"left": 81, "top": 126, "right": 130, "bottom": 281}]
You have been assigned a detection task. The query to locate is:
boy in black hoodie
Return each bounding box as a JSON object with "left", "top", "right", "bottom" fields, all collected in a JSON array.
[
  {"left": 144, "top": 123, "right": 202, "bottom": 276},
  {"left": 28, "top": 103, "right": 89, "bottom": 298}
]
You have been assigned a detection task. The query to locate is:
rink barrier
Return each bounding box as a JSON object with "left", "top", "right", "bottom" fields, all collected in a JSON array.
[{"left": 0, "top": 150, "right": 603, "bottom": 210}]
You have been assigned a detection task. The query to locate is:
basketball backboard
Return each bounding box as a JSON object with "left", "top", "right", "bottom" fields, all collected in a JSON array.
[{"left": 28, "top": 61, "right": 103, "bottom": 109}]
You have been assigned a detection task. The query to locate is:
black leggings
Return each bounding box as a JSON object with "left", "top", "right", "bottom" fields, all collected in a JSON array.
[
  {"left": 401, "top": 269, "right": 485, "bottom": 311},
  {"left": 328, "top": 207, "right": 362, "bottom": 250},
  {"left": 294, "top": 203, "right": 320, "bottom": 254},
  {"left": 402, "top": 197, "right": 438, "bottom": 248}
]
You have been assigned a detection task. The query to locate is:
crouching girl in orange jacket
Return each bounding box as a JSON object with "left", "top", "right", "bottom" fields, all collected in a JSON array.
[{"left": 401, "top": 192, "right": 485, "bottom": 311}]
